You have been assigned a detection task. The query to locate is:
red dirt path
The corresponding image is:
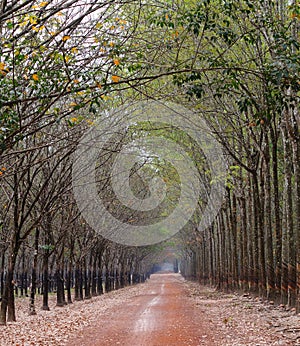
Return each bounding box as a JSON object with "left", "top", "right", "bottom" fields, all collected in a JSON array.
[{"left": 68, "top": 273, "right": 216, "bottom": 346}]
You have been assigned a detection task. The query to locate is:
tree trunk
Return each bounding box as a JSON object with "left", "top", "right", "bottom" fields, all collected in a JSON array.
[
  {"left": 228, "top": 189, "right": 239, "bottom": 290},
  {"left": 0, "top": 244, "right": 18, "bottom": 325},
  {"left": 97, "top": 255, "right": 103, "bottom": 295},
  {"left": 56, "top": 256, "right": 66, "bottom": 307},
  {"left": 251, "top": 173, "right": 265, "bottom": 295},
  {"left": 91, "top": 255, "right": 98, "bottom": 297},
  {"left": 0, "top": 252, "right": 5, "bottom": 299},
  {"left": 263, "top": 134, "right": 276, "bottom": 300},
  {"left": 281, "top": 123, "right": 295, "bottom": 305},
  {"left": 84, "top": 256, "right": 92, "bottom": 299},
  {"left": 239, "top": 195, "right": 248, "bottom": 291},
  {"left": 66, "top": 260, "right": 73, "bottom": 304},
  {"left": 29, "top": 228, "right": 39, "bottom": 315},
  {"left": 270, "top": 124, "right": 282, "bottom": 297},
  {"left": 42, "top": 251, "right": 50, "bottom": 311},
  {"left": 74, "top": 263, "right": 80, "bottom": 301},
  {"left": 290, "top": 107, "right": 300, "bottom": 312}
]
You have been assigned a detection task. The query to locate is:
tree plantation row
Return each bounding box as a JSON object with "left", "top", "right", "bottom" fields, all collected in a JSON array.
[
  {"left": 1, "top": 230, "right": 153, "bottom": 319},
  {"left": 0, "top": 0, "right": 300, "bottom": 326}
]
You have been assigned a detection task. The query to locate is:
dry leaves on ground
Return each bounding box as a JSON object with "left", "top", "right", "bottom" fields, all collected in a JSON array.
[
  {"left": 186, "top": 281, "right": 300, "bottom": 346},
  {"left": 0, "top": 278, "right": 299, "bottom": 346}
]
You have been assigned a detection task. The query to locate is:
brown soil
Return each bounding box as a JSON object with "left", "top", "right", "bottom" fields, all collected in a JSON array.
[
  {"left": 68, "top": 273, "right": 215, "bottom": 346},
  {"left": 1, "top": 273, "right": 299, "bottom": 345}
]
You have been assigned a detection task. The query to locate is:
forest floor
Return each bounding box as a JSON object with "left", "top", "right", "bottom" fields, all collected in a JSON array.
[{"left": 0, "top": 273, "right": 299, "bottom": 346}]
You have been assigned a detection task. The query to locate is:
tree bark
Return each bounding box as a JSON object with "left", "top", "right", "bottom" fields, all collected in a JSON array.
[{"left": 29, "top": 228, "right": 39, "bottom": 315}]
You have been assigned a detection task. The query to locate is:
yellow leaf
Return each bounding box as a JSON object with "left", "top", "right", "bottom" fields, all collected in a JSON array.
[
  {"left": 73, "top": 79, "right": 79, "bottom": 84},
  {"left": 62, "top": 35, "right": 70, "bottom": 41},
  {"left": 19, "top": 20, "right": 29, "bottom": 27},
  {"left": 101, "top": 95, "right": 109, "bottom": 101},
  {"left": 111, "top": 75, "right": 121, "bottom": 83},
  {"left": 0, "top": 62, "right": 6, "bottom": 70},
  {"left": 71, "top": 47, "right": 78, "bottom": 54},
  {"left": 119, "top": 19, "right": 127, "bottom": 25},
  {"left": 32, "top": 74, "right": 39, "bottom": 81},
  {"left": 113, "top": 59, "right": 120, "bottom": 66},
  {"left": 29, "top": 17, "right": 37, "bottom": 25},
  {"left": 39, "top": 1, "right": 48, "bottom": 7},
  {"left": 77, "top": 91, "right": 84, "bottom": 96},
  {"left": 109, "top": 41, "right": 114, "bottom": 47},
  {"left": 69, "top": 102, "right": 77, "bottom": 107},
  {"left": 70, "top": 117, "right": 78, "bottom": 122},
  {"left": 96, "top": 82, "right": 102, "bottom": 89},
  {"left": 172, "top": 30, "right": 179, "bottom": 38}
]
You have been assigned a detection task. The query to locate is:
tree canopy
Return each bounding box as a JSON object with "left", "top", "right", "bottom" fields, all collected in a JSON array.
[{"left": 0, "top": 0, "right": 299, "bottom": 325}]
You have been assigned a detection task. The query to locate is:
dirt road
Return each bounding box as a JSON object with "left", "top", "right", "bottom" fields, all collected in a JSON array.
[
  {"left": 68, "top": 273, "right": 215, "bottom": 346},
  {"left": 2, "top": 272, "right": 298, "bottom": 345}
]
